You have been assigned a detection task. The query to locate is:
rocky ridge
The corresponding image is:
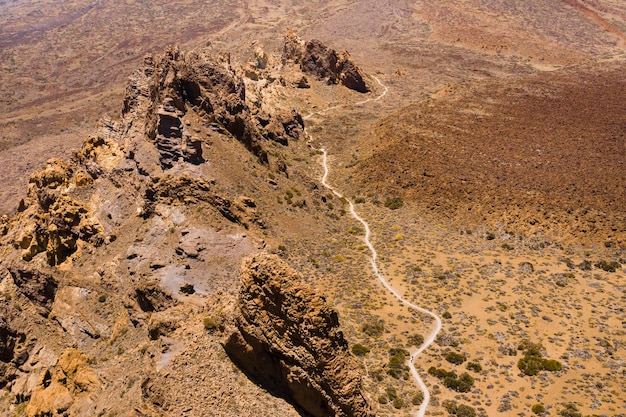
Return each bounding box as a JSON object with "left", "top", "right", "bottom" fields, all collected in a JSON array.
[{"left": 0, "top": 38, "right": 375, "bottom": 417}]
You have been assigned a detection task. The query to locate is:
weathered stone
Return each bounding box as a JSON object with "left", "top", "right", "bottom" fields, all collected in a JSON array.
[
  {"left": 224, "top": 254, "right": 374, "bottom": 417},
  {"left": 282, "top": 31, "right": 370, "bottom": 93},
  {"left": 7, "top": 262, "right": 58, "bottom": 314}
]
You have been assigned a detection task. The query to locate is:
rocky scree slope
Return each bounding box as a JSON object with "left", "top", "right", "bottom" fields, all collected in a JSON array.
[{"left": 0, "top": 41, "right": 373, "bottom": 417}]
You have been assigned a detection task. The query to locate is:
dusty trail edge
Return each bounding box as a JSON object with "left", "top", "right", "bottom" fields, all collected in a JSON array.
[{"left": 304, "top": 76, "right": 443, "bottom": 417}]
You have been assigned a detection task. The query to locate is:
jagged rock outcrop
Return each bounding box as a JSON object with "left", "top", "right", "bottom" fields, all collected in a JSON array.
[
  {"left": 257, "top": 109, "right": 305, "bottom": 146},
  {"left": 25, "top": 348, "right": 98, "bottom": 417},
  {"left": 0, "top": 314, "right": 28, "bottom": 389},
  {"left": 282, "top": 30, "right": 370, "bottom": 93},
  {"left": 154, "top": 97, "right": 204, "bottom": 169},
  {"left": 7, "top": 262, "right": 58, "bottom": 316},
  {"left": 223, "top": 254, "right": 375, "bottom": 417},
  {"left": 9, "top": 159, "right": 104, "bottom": 266},
  {"left": 123, "top": 46, "right": 294, "bottom": 168}
]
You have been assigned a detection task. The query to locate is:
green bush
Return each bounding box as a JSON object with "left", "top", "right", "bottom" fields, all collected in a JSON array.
[
  {"left": 407, "top": 333, "right": 425, "bottom": 347},
  {"left": 445, "top": 351, "right": 467, "bottom": 365},
  {"left": 428, "top": 367, "right": 455, "bottom": 379},
  {"left": 392, "top": 397, "right": 404, "bottom": 409},
  {"left": 384, "top": 197, "right": 404, "bottom": 210},
  {"left": 466, "top": 362, "right": 482, "bottom": 372},
  {"left": 518, "top": 339, "right": 542, "bottom": 354},
  {"left": 385, "top": 386, "right": 397, "bottom": 399},
  {"left": 429, "top": 368, "right": 474, "bottom": 392},
  {"left": 517, "top": 339, "right": 562, "bottom": 375},
  {"left": 442, "top": 311, "right": 452, "bottom": 319},
  {"left": 456, "top": 404, "right": 477, "bottom": 417},
  {"left": 411, "top": 391, "right": 424, "bottom": 405},
  {"left": 542, "top": 359, "right": 563, "bottom": 371},
  {"left": 351, "top": 344, "right": 370, "bottom": 356},
  {"left": 361, "top": 319, "right": 384, "bottom": 337},
  {"left": 387, "top": 348, "right": 410, "bottom": 379},
  {"left": 558, "top": 403, "right": 582, "bottom": 417},
  {"left": 595, "top": 260, "right": 621, "bottom": 272},
  {"left": 389, "top": 347, "right": 409, "bottom": 357},
  {"left": 518, "top": 356, "right": 544, "bottom": 376},
  {"left": 443, "top": 400, "right": 477, "bottom": 417},
  {"left": 531, "top": 403, "right": 545, "bottom": 415},
  {"left": 203, "top": 317, "right": 218, "bottom": 331},
  {"left": 443, "top": 372, "right": 474, "bottom": 392}
]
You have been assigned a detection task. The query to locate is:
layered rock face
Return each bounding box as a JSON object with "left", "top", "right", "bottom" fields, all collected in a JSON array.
[
  {"left": 283, "top": 31, "right": 370, "bottom": 93},
  {"left": 224, "top": 254, "right": 375, "bottom": 417}
]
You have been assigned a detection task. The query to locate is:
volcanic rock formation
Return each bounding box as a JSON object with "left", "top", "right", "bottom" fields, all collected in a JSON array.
[
  {"left": 224, "top": 253, "right": 375, "bottom": 417},
  {"left": 0, "top": 41, "right": 374, "bottom": 416},
  {"left": 283, "top": 30, "right": 370, "bottom": 93}
]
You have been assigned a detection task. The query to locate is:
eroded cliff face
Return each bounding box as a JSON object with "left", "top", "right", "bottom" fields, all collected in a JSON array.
[{"left": 224, "top": 254, "right": 375, "bottom": 417}]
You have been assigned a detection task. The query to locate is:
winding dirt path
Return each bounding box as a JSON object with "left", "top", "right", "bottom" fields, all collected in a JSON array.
[{"left": 305, "top": 76, "right": 442, "bottom": 417}]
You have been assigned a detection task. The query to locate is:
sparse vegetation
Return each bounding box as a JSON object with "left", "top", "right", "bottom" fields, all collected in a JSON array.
[
  {"left": 444, "top": 351, "right": 467, "bottom": 365},
  {"left": 594, "top": 260, "right": 621, "bottom": 272},
  {"left": 351, "top": 344, "right": 370, "bottom": 356},
  {"left": 384, "top": 196, "right": 403, "bottom": 210},
  {"left": 387, "top": 348, "right": 410, "bottom": 379},
  {"left": 443, "top": 400, "right": 477, "bottom": 417},
  {"left": 361, "top": 319, "right": 385, "bottom": 337},
  {"left": 3, "top": 2, "right": 626, "bottom": 417}
]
